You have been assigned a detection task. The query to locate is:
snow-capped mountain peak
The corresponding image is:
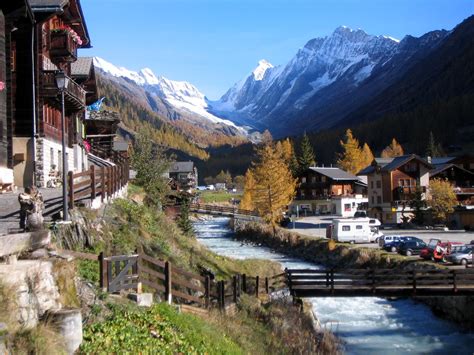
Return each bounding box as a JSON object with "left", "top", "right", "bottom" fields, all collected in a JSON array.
[
  {"left": 140, "top": 68, "right": 160, "bottom": 85},
  {"left": 253, "top": 59, "right": 273, "bottom": 80}
]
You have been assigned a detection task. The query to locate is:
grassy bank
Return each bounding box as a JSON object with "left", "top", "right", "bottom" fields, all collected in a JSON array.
[{"left": 198, "top": 190, "right": 242, "bottom": 204}]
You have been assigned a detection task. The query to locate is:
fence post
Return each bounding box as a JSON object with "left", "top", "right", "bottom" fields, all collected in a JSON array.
[
  {"left": 219, "top": 280, "right": 225, "bottom": 310},
  {"left": 68, "top": 171, "right": 74, "bottom": 209},
  {"left": 265, "top": 277, "right": 269, "bottom": 294},
  {"left": 242, "top": 274, "right": 247, "bottom": 293},
  {"left": 412, "top": 270, "right": 417, "bottom": 295},
  {"left": 237, "top": 274, "right": 241, "bottom": 298},
  {"left": 330, "top": 269, "right": 334, "bottom": 294},
  {"left": 106, "top": 258, "right": 112, "bottom": 292},
  {"left": 101, "top": 167, "right": 106, "bottom": 202},
  {"left": 99, "top": 252, "right": 107, "bottom": 292},
  {"left": 452, "top": 270, "right": 457, "bottom": 293},
  {"left": 255, "top": 276, "right": 259, "bottom": 297},
  {"left": 133, "top": 252, "right": 140, "bottom": 294},
  {"left": 233, "top": 276, "right": 238, "bottom": 303},
  {"left": 205, "top": 276, "right": 211, "bottom": 309},
  {"left": 371, "top": 268, "right": 376, "bottom": 294},
  {"left": 165, "top": 261, "right": 172, "bottom": 304},
  {"left": 90, "top": 165, "right": 96, "bottom": 201}
]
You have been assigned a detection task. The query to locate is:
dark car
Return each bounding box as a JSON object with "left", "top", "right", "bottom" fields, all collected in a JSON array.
[
  {"left": 398, "top": 240, "right": 427, "bottom": 256},
  {"left": 383, "top": 236, "right": 422, "bottom": 252}
]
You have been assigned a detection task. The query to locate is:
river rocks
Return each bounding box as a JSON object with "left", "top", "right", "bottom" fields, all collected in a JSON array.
[{"left": 419, "top": 296, "right": 474, "bottom": 329}]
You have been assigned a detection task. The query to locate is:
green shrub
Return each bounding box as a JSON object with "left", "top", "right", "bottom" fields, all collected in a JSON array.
[{"left": 80, "top": 303, "right": 242, "bottom": 354}]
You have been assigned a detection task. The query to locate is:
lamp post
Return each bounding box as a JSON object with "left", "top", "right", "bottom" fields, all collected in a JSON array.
[{"left": 55, "top": 71, "right": 69, "bottom": 221}]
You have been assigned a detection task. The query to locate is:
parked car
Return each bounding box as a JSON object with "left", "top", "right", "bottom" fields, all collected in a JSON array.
[
  {"left": 354, "top": 211, "right": 367, "bottom": 218},
  {"left": 420, "top": 239, "right": 465, "bottom": 262},
  {"left": 378, "top": 235, "right": 403, "bottom": 247},
  {"left": 398, "top": 240, "right": 428, "bottom": 256},
  {"left": 445, "top": 246, "right": 473, "bottom": 265},
  {"left": 383, "top": 236, "right": 422, "bottom": 252}
]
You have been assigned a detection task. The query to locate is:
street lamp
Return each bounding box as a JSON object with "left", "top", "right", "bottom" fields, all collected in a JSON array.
[{"left": 55, "top": 70, "right": 69, "bottom": 221}]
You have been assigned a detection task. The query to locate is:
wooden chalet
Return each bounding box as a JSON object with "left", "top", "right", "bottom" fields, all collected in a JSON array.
[
  {"left": 0, "top": 0, "right": 34, "bottom": 190},
  {"left": 360, "top": 155, "right": 433, "bottom": 224},
  {"left": 168, "top": 161, "right": 198, "bottom": 192},
  {"left": 291, "top": 167, "right": 367, "bottom": 216},
  {"left": 430, "top": 162, "right": 474, "bottom": 205}
]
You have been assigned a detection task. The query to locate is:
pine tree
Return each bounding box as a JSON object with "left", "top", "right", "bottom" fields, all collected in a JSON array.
[
  {"left": 177, "top": 194, "right": 193, "bottom": 235},
  {"left": 337, "top": 129, "right": 364, "bottom": 174},
  {"left": 426, "top": 131, "right": 445, "bottom": 157},
  {"left": 361, "top": 143, "right": 374, "bottom": 170},
  {"left": 298, "top": 133, "right": 316, "bottom": 173},
  {"left": 381, "top": 138, "right": 404, "bottom": 158}
]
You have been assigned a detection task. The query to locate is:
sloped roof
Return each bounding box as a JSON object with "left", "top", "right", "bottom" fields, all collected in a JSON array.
[
  {"left": 381, "top": 154, "right": 433, "bottom": 172},
  {"left": 71, "top": 57, "right": 93, "bottom": 77},
  {"left": 430, "top": 163, "right": 474, "bottom": 178},
  {"left": 28, "top": 0, "right": 68, "bottom": 7},
  {"left": 169, "top": 162, "right": 195, "bottom": 173},
  {"left": 429, "top": 157, "right": 455, "bottom": 166},
  {"left": 309, "top": 167, "right": 359, "bottom": 181}
]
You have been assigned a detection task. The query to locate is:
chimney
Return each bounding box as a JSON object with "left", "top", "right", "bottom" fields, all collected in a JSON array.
[{"left": 427, "top": 156, "right": 432, "bottom": 164}]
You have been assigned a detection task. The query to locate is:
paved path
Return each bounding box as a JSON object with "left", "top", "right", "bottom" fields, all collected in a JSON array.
[
  {"left": 285, "top": 215, "right": 474, "bottom": 246},
  {"left": 0, "top": 188, "right": 63, "bottom": 235}
]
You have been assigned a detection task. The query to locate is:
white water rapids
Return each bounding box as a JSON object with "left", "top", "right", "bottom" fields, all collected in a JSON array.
[{"left": 194, "top": 217, "right": 474, "bottom": 354}]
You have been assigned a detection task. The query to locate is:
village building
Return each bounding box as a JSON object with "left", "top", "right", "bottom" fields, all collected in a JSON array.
[
  {"left": 359, "top": 155, "right": 433, "bottom": 224},
  {"left": 0, "top": 0, "right": 34, "bottom": 191},
  {"left": 0, "top": 0, "right": 93, "bottom": 189},
  {"left": 290, "top": 167, "right": 367, "bottom": 217},
  {"left": 429, "top": 157, "right": 474, "bottom": 206},
  {"left": 168, "top": 161, "right": 198, "bottom": 192}
]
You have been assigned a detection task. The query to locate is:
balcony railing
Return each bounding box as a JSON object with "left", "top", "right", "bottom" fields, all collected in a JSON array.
[
  {"left": 454, "top": 187, "right": 474, "bottom": 195},
  {"left": 49, "top": 31, "right": 78, "bottom": 62},
  {"left": 41, "top": 70, "right": 86, "bottom": 111}
]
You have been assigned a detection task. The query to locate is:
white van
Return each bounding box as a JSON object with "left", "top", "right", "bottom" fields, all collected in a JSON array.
[{"left": 328, "top": 218, "right": 383, "bottom": 244}]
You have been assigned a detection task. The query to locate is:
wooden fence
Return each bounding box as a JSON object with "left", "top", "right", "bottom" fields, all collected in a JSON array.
[
  {"left": 65, "top": 250, "right": 286, "bottom": 310},
  {"left": 68, "top": 159, "right": 129, "bottom": 209},
  {"left": 190, "top": 203, "right": 258, "bottom": 217},
  {"left": 287, "top": 268, "right": 474, "bottom": 297}
]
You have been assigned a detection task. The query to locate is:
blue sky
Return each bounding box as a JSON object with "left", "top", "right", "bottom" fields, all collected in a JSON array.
[{"left": 80, "top": 0, "right": 473, "bottom": 100}]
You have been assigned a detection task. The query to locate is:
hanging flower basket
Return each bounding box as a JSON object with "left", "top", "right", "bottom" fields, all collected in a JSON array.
[{"left": 51, "top": 26, "right": 83, "bottom": 46}]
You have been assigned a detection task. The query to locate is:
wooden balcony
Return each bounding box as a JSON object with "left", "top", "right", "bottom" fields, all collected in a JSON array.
[
  {"left": 49, "top": 31, "right": 78, "bottom": 63},
  {"left": 41, "top": 71, "right": 86, "bottom": 112}
]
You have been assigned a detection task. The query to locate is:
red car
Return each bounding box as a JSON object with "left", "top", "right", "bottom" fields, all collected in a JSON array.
[{"left": 420, "top": 239, "right": 464, "bottom": 262}]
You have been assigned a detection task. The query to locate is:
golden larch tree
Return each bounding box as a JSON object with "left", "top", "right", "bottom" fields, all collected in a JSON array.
[
  {"left": 240, "top": 169, "right": 256, "bottom": 211},
  {"left": 427, "top": 178, "right": 457, "bottom": 223},
  {"left": 381, "top": 138, "right": 404, "bottom": 158},
  {"left": 337, "top": 129, "right": 364, "bottom": 174},
  {"left": 251, "top": 142, "right": 297, "bottom": 226},
  {"left": 361, "top": 143, "right": 374, "bottom": 170}
]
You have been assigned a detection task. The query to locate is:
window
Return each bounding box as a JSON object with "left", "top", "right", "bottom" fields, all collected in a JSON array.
[
  {"left": 371, "top": 196, "right": 375, "bottom": 204},
  {"left": 311, "top": 176, "right": 317, "bottom": 183},
  {"left": 377, "top": 196, "right": 382, "bottom": 204},
  {"left": 342, "top": 225, "right": 350, "bottom": 231},
  {"left": 301, "top": 177, "right": 307, "bottom": 183},
  {"left": 300, "top": 191, "right": 305, "bottom": 198},
  {"left": 321, "top": 176, "right": 326, "bottom": 182},
  {"left": 344, "top": 203, "right": 351, "bottom": 211},
  {"left": 370, "top": 181, "right": 374, "bottom": 189},
  {"left": 405, "top": 162, "right": 417, "bottom": 172},
  {"left": 399, "top": 179, "right": 403, "bottom": 187},
  {"left": 376, "top": 180, "right": 381, "bottom": 188},
  {"left": 311, "top": 189, "right": 317, "bottom": 197},
  {"left": 356, "top": 225, "right": 363, "bottom": 230}
]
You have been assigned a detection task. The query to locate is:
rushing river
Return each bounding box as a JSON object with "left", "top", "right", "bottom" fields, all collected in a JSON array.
[{"left": 194, "top": 217, "right": 474, "bottom": 355}]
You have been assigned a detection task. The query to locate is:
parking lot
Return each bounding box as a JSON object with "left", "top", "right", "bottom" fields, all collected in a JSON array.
[{"left": 285, "top": 215, "right": 474, "bottom": 247}]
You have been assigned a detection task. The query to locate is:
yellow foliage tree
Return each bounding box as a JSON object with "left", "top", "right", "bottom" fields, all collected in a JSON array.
[
  {"left": 240, "top": 169, "right": 256, "bottom": 211},
  {"left": 337, "top": 129, "right": 364, "bottom": 174},
  {"left": 381, "top": 138, "right": 404, "bottom": 158},
  {"left": 427, "top": 178, "right": 457, "bottom": 223},
  {"left": 242, "top": 139, "right": 297, "bottom": 227},
  {"left": 361, "top": 143, "right": 374, "bottom": 169}
]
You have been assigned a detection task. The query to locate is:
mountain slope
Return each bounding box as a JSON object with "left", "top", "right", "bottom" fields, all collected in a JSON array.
[
  {"left": 304, "top": 15, "right": 474, "bottom": 163},
  {"left": 94, "top": 58, "right": 251, "bottom": 147},
  {"left": 212, "top": 25, "right": 448, "bottom": 137}
]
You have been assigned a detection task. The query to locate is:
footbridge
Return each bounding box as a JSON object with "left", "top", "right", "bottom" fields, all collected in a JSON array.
[
  {"left": 190, "top": 203, "right": 259, "bottom": 218},
  {"left": 286, "top": 268, "right": 474, "bottom": 297}
]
